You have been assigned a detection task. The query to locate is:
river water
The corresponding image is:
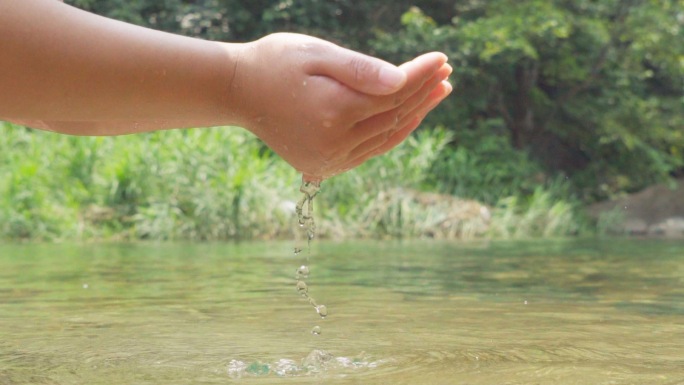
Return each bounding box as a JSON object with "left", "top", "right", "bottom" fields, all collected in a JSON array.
[{"left": 0, "top": 239, "right": 682, "bottom": 384}]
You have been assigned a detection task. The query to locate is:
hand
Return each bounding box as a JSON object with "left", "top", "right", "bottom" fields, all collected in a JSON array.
[{"left": 230, "top": 33, "right": 452, "bottom": 182}]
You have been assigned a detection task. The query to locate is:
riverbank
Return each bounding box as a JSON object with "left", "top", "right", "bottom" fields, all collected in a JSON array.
[{"left": 589, "top": 178, "right": 684, "bottom": 238}]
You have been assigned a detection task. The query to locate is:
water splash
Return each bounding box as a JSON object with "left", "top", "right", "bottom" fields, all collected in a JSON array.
[{"left": 226, "top": 351, "right": 385, "bottom": 378}]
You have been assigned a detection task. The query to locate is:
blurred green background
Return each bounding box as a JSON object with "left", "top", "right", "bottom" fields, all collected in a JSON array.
[{"left": 1, "top": 0, "right": 682, "bottom": 241}]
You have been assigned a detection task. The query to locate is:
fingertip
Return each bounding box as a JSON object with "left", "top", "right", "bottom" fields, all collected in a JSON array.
[
  {"left": 443, "top": 79, "right": 454, "bottom": 94},
  {"left": 423, "top": 52, "right": 449, "bottom": 65},
  {"left": 440, "top": 63, "right": 453, "bottom": 78},
  {"left": 401, "top": 52, "right": 449, "bottom": 69},
  {"left": 423, "top": 81, "right": 453, "bottom": 112}
]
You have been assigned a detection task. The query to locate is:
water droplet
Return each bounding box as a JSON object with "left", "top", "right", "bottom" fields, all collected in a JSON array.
[
  {"left": 296, "top": 265, "right": 309, "bottom": 278},
  {"left": 316, "top": 304, "right": 328, "bottom": 318},
  {"left": 296, "top": 280, "right": 308, "bottom": 296},
  {"left": 311, "top": 326, "right": 321, "bottom": 335}
]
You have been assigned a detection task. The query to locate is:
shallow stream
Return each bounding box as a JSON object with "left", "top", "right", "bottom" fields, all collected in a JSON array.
[{"left": 0, "top": 239, "right": 682, "bottom": 384}]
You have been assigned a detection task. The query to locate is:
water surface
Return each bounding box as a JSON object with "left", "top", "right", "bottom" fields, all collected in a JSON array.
[{"left": 0, "top": 239, "right": 682, "bottom": 384}]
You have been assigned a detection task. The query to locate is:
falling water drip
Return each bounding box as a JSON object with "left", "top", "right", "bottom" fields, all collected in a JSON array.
[
  {"left": 295, "top": 180, "right": 321, "bottom": 246},
  {"left": 292, "top": 178, "right": 328, "bottom": 334},
  {"left": 296, "top": 280, "right": 308, "bottom": 296},
  {"left": 296, "top": 265, "right": 310, "bottom": 279},
  {"left": 316, "top": 305, "right": 328, "bottom": 318}
]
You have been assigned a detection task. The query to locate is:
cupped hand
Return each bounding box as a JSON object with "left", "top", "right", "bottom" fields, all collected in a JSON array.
[{"left": 229, "top": 33, "right": 452, "bottom": 182}]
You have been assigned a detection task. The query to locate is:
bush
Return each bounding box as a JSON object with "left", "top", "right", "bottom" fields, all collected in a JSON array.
[{"left": 0, "top": 122, "right": 584, "bottom": 241}]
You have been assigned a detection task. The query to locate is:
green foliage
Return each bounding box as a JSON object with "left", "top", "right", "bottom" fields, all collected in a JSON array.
[
  {"left": 0, "top": 123, "right": 301, "bottom": 241},
  {"left": 65, "top": 0, "right": 414, "bottom": 47},
  {"left": 0, "top": 123, "right": 583, "bottom": 240},
  {"left": 488, "top": 182, "right": 581, "bottom": 239},
  {"left": 373, "top": 1, "right": 684, "bottom": 201},
  {"left": 319, "top": 127, "right": 456, "bottom": 238},
  {"left": 427, "top": 120, "right": 547, "bottom": 205},
  {"left": 0, "top": 124, "right": 79, "bottom": 240}
]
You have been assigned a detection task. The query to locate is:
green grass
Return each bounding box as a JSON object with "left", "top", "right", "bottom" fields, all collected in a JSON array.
[{"left": 0, "top": 122, "right": 584, "bottom": 241}]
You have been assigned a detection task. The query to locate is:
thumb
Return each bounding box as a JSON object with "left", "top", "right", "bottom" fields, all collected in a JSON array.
[{"left": 310, "top": 47, "right": 407, "bottom": 96}]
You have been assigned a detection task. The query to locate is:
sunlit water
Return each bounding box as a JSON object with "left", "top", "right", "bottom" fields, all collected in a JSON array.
[{"left": 0, "top": 239, "right": 683, "bottom": 384}]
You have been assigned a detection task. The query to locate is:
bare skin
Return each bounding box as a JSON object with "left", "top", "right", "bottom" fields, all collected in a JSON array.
[{"left": 0, "top": 0, "right": 452, "bottom": 182}]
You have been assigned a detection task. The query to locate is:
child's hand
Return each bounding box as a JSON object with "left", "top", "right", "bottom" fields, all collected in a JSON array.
[{"left": 231, "top": 33, "right": 452, "bottom": 182}]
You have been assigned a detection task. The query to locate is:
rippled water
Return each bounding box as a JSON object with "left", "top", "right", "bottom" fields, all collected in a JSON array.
[{"left": 0, "top": 239, "right": 682, "bottom": 384}]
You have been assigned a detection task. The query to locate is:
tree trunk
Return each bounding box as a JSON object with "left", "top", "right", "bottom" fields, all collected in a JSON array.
[{"left": 510, "top": 59, "right": 539, "bottom": 149}]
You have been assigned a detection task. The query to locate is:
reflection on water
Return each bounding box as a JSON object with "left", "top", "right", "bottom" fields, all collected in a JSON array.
[{"left": 0, "top": 239, "right": 682, "bottom": 384}]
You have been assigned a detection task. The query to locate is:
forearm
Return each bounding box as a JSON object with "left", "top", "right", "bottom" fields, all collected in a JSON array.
[{"left": 0, "top": 0, "right": 240, "bottom": 133}]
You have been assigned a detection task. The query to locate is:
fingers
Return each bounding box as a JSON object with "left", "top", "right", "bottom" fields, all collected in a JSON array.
[
  {"left": 297, "top": 43, "right": 452, "bottom": 180},
  {"left": 310, "top": 48, "right": 447, "bottom": 110},
  {"left": 298, "top": 78, "right": 451, "bottom": 180},
  {"left": 332, "top": 52, "right": 450, "bottom": 124},
  {"left": 339, "top": 80, "right": 453, "bottom": 173},
  {"left": 344, "top": 63, "right": 452, "bottom": 148}
]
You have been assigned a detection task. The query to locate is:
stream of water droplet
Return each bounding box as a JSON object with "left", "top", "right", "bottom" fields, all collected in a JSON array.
[
  {"left": 296, "top": 180, "right": 320, "bottom": 245},
  {"left": 293, "top": 179, "right": 327, "bottom": 335}
]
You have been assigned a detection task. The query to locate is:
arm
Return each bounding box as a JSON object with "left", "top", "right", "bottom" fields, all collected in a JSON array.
[
  {"left": 0, "top": 0, "right": 452, "bottom": 180},
  {"left": 0, "top": 0, "right": 236, "bottom": 129}
]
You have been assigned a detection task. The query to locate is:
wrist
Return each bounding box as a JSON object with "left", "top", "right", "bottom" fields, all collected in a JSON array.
[
  {"left": 219, "top": 39, "right": 265, "bottom": 133},
  {"left": 216, "top": 41, "right": 252, "bottom": 129}
]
